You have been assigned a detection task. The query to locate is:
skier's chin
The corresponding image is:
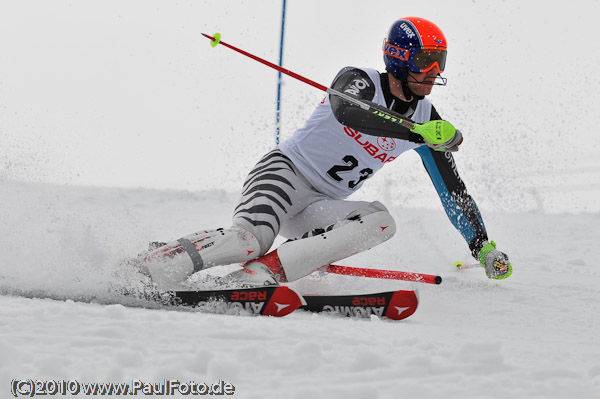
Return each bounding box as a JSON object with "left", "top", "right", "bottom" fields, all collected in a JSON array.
[{"left": 408, "top": 82, "right": 434, "bottom": 96}]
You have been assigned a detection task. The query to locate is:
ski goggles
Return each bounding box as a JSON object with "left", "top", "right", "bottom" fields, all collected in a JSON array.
[
  {"left": 410, "top": 48, "right": 447, "bottom": 73},
  {"left": 383, "top": 39, "right": 447, "bottom": 73}
]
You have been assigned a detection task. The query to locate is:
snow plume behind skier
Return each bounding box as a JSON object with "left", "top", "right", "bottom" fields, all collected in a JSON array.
[{"left": 134, "top": 16, "right": 513, "bottom": 291}]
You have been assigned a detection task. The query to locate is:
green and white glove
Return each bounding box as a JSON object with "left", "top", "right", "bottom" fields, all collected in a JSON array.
[
  {"left": 478, "top": 241, "right": 513, "bottom": 280},
  {"left": 411, "top": 120, "right": 463, "bottom": 152}
]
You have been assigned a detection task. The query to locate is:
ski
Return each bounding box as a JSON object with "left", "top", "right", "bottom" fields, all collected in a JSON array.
[
  {"left": 169, "top": 286, "right": 304, "bottom": 317},
  {"left": 166, "top": 287, "right": 419, "bottom": 321},
  {"left": 301, "top": 289, "right": 419, "bottom": 321}
]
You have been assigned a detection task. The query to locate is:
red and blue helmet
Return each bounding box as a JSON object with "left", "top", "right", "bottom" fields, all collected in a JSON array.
[{"left": 383, "top": 17, "right": 447, "bottom": 81}]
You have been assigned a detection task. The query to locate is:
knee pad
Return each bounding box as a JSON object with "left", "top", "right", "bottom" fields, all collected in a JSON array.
[
  {"left": 233, "top": 217, "right": 278, "bottom": 256},
  {"left": 298, "top": 201, "right": 391, "bottom": 239},
  {"left": 357, "top": 200, "right": 389, "bottom": 215}
]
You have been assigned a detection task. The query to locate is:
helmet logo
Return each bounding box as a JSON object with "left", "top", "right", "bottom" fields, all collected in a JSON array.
[
  {"left": 399, "top": 22, "right": 416, "bottom": 39},
  {"left": 435, "top": 39, "right": 443, "bottom": 44},
  {"left": 383, "top": 40, "right": 409, "bottom": 61}
]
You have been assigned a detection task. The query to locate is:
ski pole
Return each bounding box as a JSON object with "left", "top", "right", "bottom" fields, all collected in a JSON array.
[
  {"left": 323, "top": 264, "right": 442, "bottom": 285},
  {"left": 454, "top": 261, "right": 482, "bottom": 270},
  {"left": 201, "top": 33, "right": 456, "bottom": 143}
]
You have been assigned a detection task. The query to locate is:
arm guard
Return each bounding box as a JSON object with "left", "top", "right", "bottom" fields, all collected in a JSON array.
[
  {"left": 329, "top": 68, "right": 423, "bottom": 142},
  {"left": 414, "top": 146, "right": 488, "bottom": 257}
]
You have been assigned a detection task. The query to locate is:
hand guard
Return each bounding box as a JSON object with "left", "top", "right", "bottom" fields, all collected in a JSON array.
[
  {"left": 411, "top": 120, "right": 463, "bottom": 152},
  {"left": 478, "top": 241, "right": 513, "bottom": 280},
  {"left": 426, "top": 129, "right": 463, "bottom": 152}
]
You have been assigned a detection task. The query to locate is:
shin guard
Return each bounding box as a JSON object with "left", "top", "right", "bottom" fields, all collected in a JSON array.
[{"left": 254, "top": 210, "right": 396, "bottom": 282}]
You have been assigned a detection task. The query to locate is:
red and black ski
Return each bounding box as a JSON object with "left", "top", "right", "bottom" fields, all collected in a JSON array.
[
  {"left": 301, "top": 289, "right": 419, "bottom": 321},
  {"left": 169, "top": 287, "right": 418, "bottom": 321}
]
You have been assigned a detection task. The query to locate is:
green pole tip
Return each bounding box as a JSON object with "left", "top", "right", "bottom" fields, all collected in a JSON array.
[{"left": 210, "top": 33, "right": 221, "bottom": 47}]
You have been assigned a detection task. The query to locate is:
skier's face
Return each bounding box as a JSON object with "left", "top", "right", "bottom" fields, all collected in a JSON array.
[{"left": 406, "top": 68, "right": 439, "bottom": 96}]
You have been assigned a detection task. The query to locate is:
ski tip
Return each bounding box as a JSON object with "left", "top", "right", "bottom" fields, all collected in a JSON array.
[
  {"left": 261, "top": 286, "right": 303, "bottom": 317},
  {"left": 385, "top": 289, "right": 419, "bottom": 321}
]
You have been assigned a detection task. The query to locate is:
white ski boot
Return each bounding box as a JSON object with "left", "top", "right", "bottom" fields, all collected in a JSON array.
[
  {"left": 137, "top": 227, "right": 260, "bottom": 290},
  {"left": 220, "top": 261, "right": 279, "bottom": 289}
]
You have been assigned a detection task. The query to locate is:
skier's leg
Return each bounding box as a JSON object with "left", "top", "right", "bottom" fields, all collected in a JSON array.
[
  {"left": 138, "top": 227, "right": 261, "bottom": 288},
  {"left": 231, "top": 149, "right": 328, "bottom": 255},
  {"left": 220, "top": 150, "right": 332, "bottom": 287},
  {"left": 139, "top": 150, "right": 325, "bottom": 288},
  {"left": 241, "top": 200, "right": 396, "bottom": 282},
  {"left": 278, "top": 198, "right": 376, "bottom": 240}
]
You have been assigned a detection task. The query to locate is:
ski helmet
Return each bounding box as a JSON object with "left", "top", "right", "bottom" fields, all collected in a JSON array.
[{"left": 383, "top": 17, "right": 447, "bottom": 81}]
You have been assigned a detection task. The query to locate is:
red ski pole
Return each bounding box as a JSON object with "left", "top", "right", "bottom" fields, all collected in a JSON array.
[
  {"left": 201, "top": 32, "right": 420, "bottom": 135},
  {"left": 202, "top": 33, "right": 327, "bottom": 91},
  {"left": 324, "top": 264, "right": 442, "bottom": 285},
  {"left": 202, "top": 32, "right": 461, "bottom": 149}
]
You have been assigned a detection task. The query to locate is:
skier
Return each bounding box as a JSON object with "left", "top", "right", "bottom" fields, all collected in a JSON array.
[{"left": 138, "top": 17, "right": 512, "bottom": 289}]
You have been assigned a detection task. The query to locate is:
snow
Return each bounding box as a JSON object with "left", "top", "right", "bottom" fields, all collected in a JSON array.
[
  {"left": 2, "top": 0, "right": 600, "bottom": 397},
  {"left": 1, "top": 181, "right": 599, "bottom": 398}
]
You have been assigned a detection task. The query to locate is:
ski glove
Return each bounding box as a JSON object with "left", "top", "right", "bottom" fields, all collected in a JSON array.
[
  {"left": 423, "top": 128, "right": 462, "bottom": 152},
  {"left": 430, "top": 129, "right": 462, "bottom": 152},
  {"left": 478, "top": 241, "right": 513, "bottom": 280}
]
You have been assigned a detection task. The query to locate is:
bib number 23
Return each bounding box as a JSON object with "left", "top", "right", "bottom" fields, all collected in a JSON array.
[{"left": 327, "top": 155, "right": 373, "bottom": 189}]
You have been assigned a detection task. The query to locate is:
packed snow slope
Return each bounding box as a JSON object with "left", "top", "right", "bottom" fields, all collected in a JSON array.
[
  {"left": 2, "top": 2, "right": 600, "bottom": 398},
  {"left": 1, "top": 180, "right": 599, "bottom": 399}
]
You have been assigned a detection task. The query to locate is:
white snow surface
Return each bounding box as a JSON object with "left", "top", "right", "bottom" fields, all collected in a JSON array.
[
  {"left": 2, "top": 1, "right": 600, "bottom": 397},
  {"left": 1, "top": 180, "right": 599, "bottom": 399}
]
